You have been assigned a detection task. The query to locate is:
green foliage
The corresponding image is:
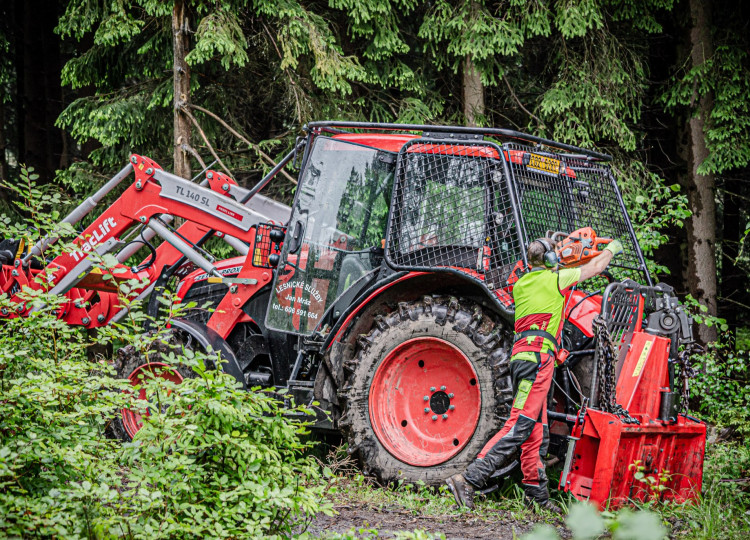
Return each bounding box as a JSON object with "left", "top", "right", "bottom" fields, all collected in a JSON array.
[
  {"left": 0, "top": 172, "right": 330, "bottom": 538},
  {"left": 691, "top": 334, "right": 750, "bottom": 437},
  {"left": 522, "top": 502, "right": 667, "bottom": 540},
  {"left": 538, "top": 29, "right": 645, "bottom": 151},
  {"left": 187, "top": 8, "right": 249, "bottom": 70},
  {"left": 658, "top": 442, "right": 750, "bottom": 539},
  {"left": 662, "top": 38, "right": 750, "bottom": 175},
  {"left": 54, "top": 0, "right": 373, "bottom": 179},
  {"left": 618, "top": 162, "right": 690, "bottom": 276}
]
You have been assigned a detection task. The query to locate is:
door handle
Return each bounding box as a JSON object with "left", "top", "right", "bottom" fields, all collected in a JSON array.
[{"left": 288, "top": 220, "right": 304, "bottom": 253}]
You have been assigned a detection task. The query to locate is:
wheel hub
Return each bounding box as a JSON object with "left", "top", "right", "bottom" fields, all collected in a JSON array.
[
  {"left": 429, "top": 391, "right": 451, "bottom": 415},
  {"left": 368, "top": 337, "right": 482, "bottom": 467}
]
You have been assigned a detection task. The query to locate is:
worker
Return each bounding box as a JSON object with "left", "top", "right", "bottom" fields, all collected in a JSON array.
[{"left": 445, "top": 236, "right": 623, "bottom": 513}]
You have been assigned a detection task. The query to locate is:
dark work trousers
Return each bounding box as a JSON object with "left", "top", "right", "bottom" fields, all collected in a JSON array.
[{"left": 464, "top": 351, "right": 554, "bottom": 502}]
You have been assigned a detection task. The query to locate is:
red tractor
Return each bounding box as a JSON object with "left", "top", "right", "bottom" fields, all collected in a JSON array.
[{"left": 0, "top": 122, "right": 706, "bottom": 508}]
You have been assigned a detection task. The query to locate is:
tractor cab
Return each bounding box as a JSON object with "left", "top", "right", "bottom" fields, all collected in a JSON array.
[
  {"left": 265, "top": 134, "right": 407, "bottom": 335},
  {"left": 266, "top": 123, "right": 650, "bottom": 337}
]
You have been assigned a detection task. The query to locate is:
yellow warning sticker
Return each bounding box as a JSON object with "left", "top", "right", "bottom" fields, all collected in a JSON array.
[
  {"left": 632, "top": 340, "right": 653, "bottom": 377},
  {"left": 527, "top": 153, "right": 561, "bottom": 176}
]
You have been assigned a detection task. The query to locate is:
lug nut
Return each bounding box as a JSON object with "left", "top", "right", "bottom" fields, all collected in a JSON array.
[
  {"left": 207, "top": 172, "right": 213, "bottom": 179},
  {"left": 423, "top": 395, "right": 429, "bottom": 401},
  {"left": 440, "top": 385, "right": 446, "bottom": 391},
  {"left": 135, "top": 180, "right": 143, "bottom": 190},
  {"left": 11, "top": 269, "right": 18, "bottom": 276},
  {"left": 1, "top": 307, "right": 8, "bottom": 315},
  {"left": 424, "top": 408, "right": 430, "bottom": 413},
  {"left": 432, "top": 415, "right": 438, "bottom": 421},
  {"left": 81, "top": 317, "right": 90, "bottom": 325},
  {"left": 430, "top": 387, "right": 436, "bottom": 392},
  {"left": 449, "top": 405, "right": 455, "bottom": 410},
  {"left": 448, "top": 393, "right": 454, "bottom": 398},
  {"left": 97, "top": 314, "right": 105, "bottom": 323},
  {"left": 222, "top": 183, "right": 229, "bottom": 191},
  {"left": 145, "top": 167, "right": 153, "bottom": 175},
  {"left": 442, "top": 414, "right": 448, "bottom": 419},
  {"left": 130, "top": 155, "right": 138, "bottom": 164}
]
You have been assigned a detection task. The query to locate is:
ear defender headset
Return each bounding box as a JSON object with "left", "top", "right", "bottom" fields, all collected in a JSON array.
[{"left": 534, "top": 238, "right": 559, "bottom": 268}]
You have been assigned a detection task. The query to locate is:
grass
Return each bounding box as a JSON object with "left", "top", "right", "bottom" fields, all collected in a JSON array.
[{"left": 305, "top": 442, "right": 749, "bottom": 539}]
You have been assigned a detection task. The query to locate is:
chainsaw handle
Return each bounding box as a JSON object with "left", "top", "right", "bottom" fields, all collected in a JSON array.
[{"left": 592, "top": 237, "right": 613, "bottom": 250}]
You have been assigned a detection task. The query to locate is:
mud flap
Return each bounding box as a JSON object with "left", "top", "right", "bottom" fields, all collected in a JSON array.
[{"left": 170, "top": 318, "right": 247, "bottom": 390}]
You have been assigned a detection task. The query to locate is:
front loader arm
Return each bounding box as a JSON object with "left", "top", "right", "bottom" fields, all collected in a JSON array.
[{"left": 1, "top": 153, "right": 288, "bottom": 326}]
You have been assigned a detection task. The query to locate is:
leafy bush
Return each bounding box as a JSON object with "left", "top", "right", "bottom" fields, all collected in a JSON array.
[
  {"left": 0, "top": 168, "right": 331, "bottom": 538},
  {"left": 690, "top": 335, "right": 750, "bottom": 437},
  {"left": 0, "top": 292, "right": 126, "bottom": 537},
  {"left": 111, "top": 343, "right": 332, "bottom": 538},
  {"left": 618, "top": 161, "right": 690, "bottom": 277}
]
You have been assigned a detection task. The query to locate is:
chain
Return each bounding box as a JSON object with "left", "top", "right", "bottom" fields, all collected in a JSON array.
[
  {"left": 592, "top": 315, "right": 640, "bottom": 424},
  {"left": 677, "top": 341, "right": 701, "bottom": 414}
]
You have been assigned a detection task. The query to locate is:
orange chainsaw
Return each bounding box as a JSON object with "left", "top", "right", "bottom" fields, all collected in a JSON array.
[{"left": 549, "top": 227, "right": 614, "bottom": 267}]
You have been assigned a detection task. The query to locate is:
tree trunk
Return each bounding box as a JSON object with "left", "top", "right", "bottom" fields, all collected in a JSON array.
[
  {"left": 172, "top": 0, "right": 191, "bottom": 179},
  {"left": 462, "top": 55, "right": 484, "bottom": 127},
  {"left": 0, "top": 103, "right": 8, "bottom": 186},
  {"left": 684, "top": 0, "right": 718, "bottom": 344},
  {"left": 14, "top": 0, "right": 64, "bottom": 181}
]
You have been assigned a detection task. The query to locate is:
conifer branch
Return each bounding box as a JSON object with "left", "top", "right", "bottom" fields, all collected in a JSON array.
[
  {"left": 186, "top": 103, "right": 297, "bottom": 185},
  {"left": 503, "top": 75, "right": 545, "bottom": 130},
  {"left": 180, "top": 143, "right": 207, "bottom": 170},
  {"left": 179, "top": 106, "right": 233, "bottom": 177}
]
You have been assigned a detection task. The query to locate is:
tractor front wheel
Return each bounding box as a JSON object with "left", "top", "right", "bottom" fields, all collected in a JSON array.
[
  {"left": 339, "top": 296, "right": 513, "bottom": 485},
  {"left": 108, "top": 329, "right": 201, "bottom": 441}
]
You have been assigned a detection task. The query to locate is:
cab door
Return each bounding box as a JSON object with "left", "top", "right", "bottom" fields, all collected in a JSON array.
[{"left": 265, "top": 136, "right": 396, "bottom": 335}]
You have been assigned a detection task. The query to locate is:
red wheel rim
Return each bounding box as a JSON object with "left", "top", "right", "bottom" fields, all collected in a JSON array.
[
  {"left": 368, "top": 337, "right": 481, "bottom": 467},
  {"left": 121, "top": 362, "right": 183, "bottom": 439}
]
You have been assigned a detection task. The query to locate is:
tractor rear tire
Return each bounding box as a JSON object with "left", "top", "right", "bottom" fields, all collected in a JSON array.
[{"left": 339, "top": 295, "right": 513, "bottom": 486}]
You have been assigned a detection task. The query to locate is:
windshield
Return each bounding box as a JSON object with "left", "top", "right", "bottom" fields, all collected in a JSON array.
[{"left": 266, "top": 137, "right": 396, "bottom": 335}]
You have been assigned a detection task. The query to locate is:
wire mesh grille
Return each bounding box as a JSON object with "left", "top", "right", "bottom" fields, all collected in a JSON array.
[
  {"left": 385, "top": 140, "right": 524, "bottom": 286},
  {"left": 505, "top": 143, "right": 646, "bottom": 283},
  {"left": 251, "top": 224, "right": 285, "bottom": 268},
  {"left": 385, "top": 138, "right": 648, "bottom": 290}
]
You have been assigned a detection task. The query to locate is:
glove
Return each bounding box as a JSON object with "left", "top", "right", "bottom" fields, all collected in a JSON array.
[{"left": 604, "top": 239, "right": 623, "bottom": 256}]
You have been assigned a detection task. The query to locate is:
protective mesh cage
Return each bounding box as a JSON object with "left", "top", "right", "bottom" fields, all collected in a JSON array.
[
  {"left": 386, "top": 140, "right": 524, "bottom": 287},
  {"left": 505, "top": 143, "right": 646, "bottom": 283}
]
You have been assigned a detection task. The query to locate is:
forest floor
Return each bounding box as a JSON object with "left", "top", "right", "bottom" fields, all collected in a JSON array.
[
  {"left": 304, "top": 496, "right": 558, "bottom": 539},
  {"left": 300, "top": 452, "right": 566, "bottom": 539},
  {"left": 299, "top": 439, "right": 750, "bottom": 539}
]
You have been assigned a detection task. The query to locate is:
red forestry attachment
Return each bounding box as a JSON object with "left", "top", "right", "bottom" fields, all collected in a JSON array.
[{"left": 559, "top": 282, "right": 706, "bottom": 509}]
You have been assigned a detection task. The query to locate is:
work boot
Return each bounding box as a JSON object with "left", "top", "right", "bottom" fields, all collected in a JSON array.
[
  {"left": 524, "top": 496, "right": 563, "bottom": 515},
  {"left": 446, "top": 473, "right": 475, "bottom": 509}
]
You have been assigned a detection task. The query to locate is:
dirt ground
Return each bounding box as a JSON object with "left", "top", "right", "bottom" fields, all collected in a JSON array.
[{"left": 305, "top": 501, "right": 564, "bottom": 539}]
